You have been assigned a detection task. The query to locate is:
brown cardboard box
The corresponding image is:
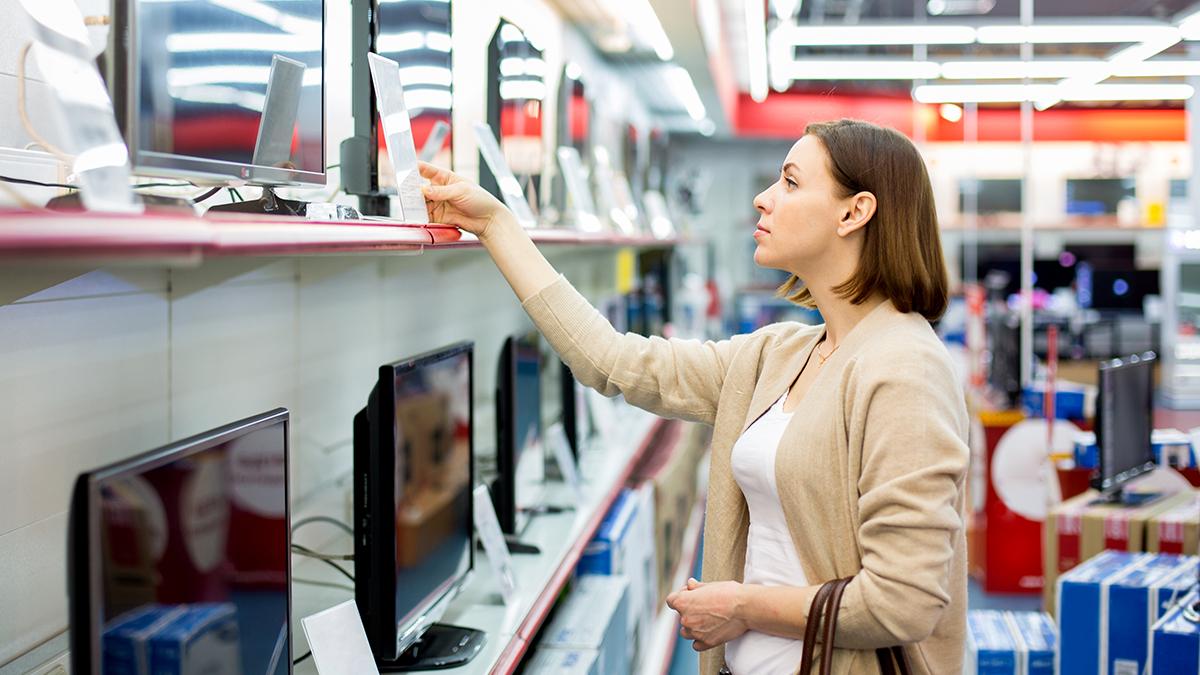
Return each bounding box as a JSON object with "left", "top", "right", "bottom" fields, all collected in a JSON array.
[
  {"left": 1042, "top": 491, "right": 1093, "bottom": 612},
  {"left": 1147, "top": 491, "right": 1200, "bottom": 555}
]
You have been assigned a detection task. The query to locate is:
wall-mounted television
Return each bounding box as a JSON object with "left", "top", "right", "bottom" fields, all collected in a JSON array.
[
  {"left": 959, "top": 178, "right": 1022, "bottom": 215},
  {"left": 1066, "top": 178, "right": 1135, "bottom": 215}
]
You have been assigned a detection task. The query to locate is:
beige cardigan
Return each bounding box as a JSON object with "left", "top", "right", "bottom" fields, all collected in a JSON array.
[{"left": 522, "top": 276, "right": 969, "bottom": 675}]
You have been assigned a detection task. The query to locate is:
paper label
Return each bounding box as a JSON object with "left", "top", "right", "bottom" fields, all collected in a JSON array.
[
  {"left": 473, "top": 484, "right": 518, "bottom": 605},
  {"left": 300, "top": 600, "right": 381, "bottom": 675},
  {"left": 546, "top": 422, "right": 582, "bottom": 498},
  {"left": 367, "top": 53, "right": 429, "bottom": 224}
]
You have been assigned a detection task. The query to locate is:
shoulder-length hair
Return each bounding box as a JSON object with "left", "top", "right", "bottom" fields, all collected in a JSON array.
[{"left": 778, "top": 119, "right": 949, "bottom": 321}]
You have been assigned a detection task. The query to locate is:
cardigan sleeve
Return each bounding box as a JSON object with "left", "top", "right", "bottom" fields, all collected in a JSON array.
[
  {"left": 521, "top": 275, "right": 752, "bottom": 425},
  {"left": 833, "top": 346, "right": 969, "bottom": 648}
]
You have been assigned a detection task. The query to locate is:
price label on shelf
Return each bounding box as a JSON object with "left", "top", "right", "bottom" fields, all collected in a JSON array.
[
  {"left": 300, "top": 600, "right": 380, "bottom": 675},
  {"left": 473, "top": 484, "right": 518, "bottom": 605}
]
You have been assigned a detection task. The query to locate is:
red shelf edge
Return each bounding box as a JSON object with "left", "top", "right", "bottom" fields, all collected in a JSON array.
[{"left": 488, "top": 416, "right": 675, "bottom": 675}]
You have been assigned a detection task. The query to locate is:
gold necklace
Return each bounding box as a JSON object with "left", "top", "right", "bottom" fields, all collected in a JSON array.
[{"left": 815, "top": 339, "right": 840, "bottom": 365}]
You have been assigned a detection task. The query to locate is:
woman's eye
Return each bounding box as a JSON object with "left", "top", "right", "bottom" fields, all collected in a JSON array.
[{"left": 785, "top": 178, "right": 797, "bottom": 189}]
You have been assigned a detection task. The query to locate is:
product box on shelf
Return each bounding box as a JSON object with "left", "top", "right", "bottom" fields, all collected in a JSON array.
[
  {"left": 102, "top": 605, "right": 186, "bottom": 675},
  {"left": 1043, "top": 490, "right": 1093, "bottom": 612},
  {"left": 1147, "top": 492, "right": 1200, "bottom": 555},
  {"left": 1056, "top": 550, "right": 1149, "bottom": 675},
  {"left": 148, "top": 604, "right": 240, "bottom": 675},
  {"left": 1072, "top": 430, "right": 1195, "bottom": 470},
  {"left": 1021, "top": 383, "right": 1090, "bottom": 420},
  {"left": 1149, "top": 588, "right": 1200, "bottom": 675},
  {"left": 1105, "top": 554, "right": 1198, "bottom": 675},
  {"left": 965, "top": 610, "right": 1056, "bottom": 675},
  {"left": 542, "top": 575, "right": 630, "bottom": 675},
  {"left": 524, "top": 648, "right": 600, "bottom": 675}
]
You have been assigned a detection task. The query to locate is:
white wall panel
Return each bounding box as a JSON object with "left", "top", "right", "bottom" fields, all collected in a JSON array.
[{"left": 0, "top": 514, "right": 70, "bottom": 665}]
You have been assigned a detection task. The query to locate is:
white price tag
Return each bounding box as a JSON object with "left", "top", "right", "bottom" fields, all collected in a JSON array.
[
  {"left": 473, "top": 484, "right": 518, "bottom": 605},
  {"left": 546, "top": 422, "right": 582, "bottom": 498},
  {"left": 300, "top": 600, "right": 380, "bottom": 675}
]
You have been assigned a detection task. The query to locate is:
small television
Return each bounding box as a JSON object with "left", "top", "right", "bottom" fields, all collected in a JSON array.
[
  {"left": 481, "top": 19, "right": 545, "bottom": 214},
  {"left": 1089, "top": 268, "right": 1160, "bottom": 312},
  {"left": 959, "top": 178, "right": 1022, "bottom": 215},
  {"left": 1092, "top": 353, "right": 1157, "bottom": 503},
  {"left": 343, "top": 0, "right": 454, "bottom": 215},
  {"left": 493, "top": 331, "right": 544, "bottom": 535},
  {"left": 1066, "top": 178, "right": 1135, "bottom": 215},
  {"left": 69, "top": 409, "right": 291, "bottom": 675},
  {"left": 108, "top": 0, "right": 326, "bottom": 187},
  {"left": 353, "top": 341, "right": 482, "bottom": 670}
]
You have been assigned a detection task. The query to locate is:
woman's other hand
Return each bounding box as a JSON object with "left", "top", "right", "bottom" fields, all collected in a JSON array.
[
  {"left": 419, "top": 161, "right": 511, "bottom": 240},
  {"left": 666, "top": 578, "right": 749, "bottom": 652}
]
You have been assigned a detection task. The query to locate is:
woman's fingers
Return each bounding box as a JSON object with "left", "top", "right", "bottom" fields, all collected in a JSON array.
[
  {"left": 422, "top": 182, "right": 468, "bottom": 203},
  {"left": 418, "top": 161, "right": 457, "bottom": 186}
]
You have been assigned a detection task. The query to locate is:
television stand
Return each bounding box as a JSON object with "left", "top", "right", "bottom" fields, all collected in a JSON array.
[
  {"left": 379, "top": 624, "right": 486, "bottom": 671},
  {"left": 206, "top": 186, "right": 308, "bottom": 216}
]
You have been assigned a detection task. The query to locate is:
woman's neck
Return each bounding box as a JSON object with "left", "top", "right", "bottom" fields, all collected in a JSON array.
[{"left": 807, "top": 284, "right": 886, "bottom": 349}]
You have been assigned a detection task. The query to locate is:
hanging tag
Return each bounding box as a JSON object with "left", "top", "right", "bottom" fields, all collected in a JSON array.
[
  {"left": 473, "top": 484, "right": 518, "bottom": 605},
  {"left": 300, "top": 600, "right": 381, "bottom": 675}
]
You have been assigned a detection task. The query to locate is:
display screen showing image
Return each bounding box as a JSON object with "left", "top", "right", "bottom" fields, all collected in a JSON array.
[
  {"left": 484, "top": 20, "right": 545, "bottom": 213},
  {"left": 958, "top": 178, "right": 1022, "bottom": 214},
  {"left": 390, "top": 350, "right": 472, "bottom": 629},
  {"left": 128, "top": 0, "right": 325, "bottom": 184},
  {"left": 513, "top": 333, "right": 543, "bottom": 490},
  {"left": 1066, "top": 178, "right": 1135, "bottom": 215},
  {"left": 375, "top": 0, "right": 453, "bottom": 169},
  {"left": 95, "top": 420, "right": 289, "bottom": 675}
]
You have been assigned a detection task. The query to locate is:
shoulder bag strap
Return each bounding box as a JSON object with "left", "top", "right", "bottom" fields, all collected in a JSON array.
[
  {"left": 799, "top": 580, "right": 836, "bottom": 674},
  {"left": 875, "top": 646, "right": 912, "bottom": 675},
  {"left": 818, "top": 578, "right": 852, "bottom": 675}
]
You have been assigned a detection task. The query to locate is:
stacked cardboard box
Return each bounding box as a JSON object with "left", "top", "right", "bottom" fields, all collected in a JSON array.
[{"left": 965, "top": 610, "right": 1056, "bottom": 675}]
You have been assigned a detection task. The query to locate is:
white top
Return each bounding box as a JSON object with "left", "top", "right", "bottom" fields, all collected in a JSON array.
[{"left": 725, "top": 394, "right": 809, "bottom": 675}]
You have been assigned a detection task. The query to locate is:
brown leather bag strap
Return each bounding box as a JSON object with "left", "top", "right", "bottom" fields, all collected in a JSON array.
[
  {"left": 818, "top": 578, "right": 852, "bottom": 675},
  {"left": 876, "top": 645, "right": 913, "bottom": 675},
  {"left": 799, "top": 581, "right": 836, "bottom": 674}
]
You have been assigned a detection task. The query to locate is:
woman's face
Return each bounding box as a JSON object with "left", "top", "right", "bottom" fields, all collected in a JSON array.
[{"left": 751, "top": 135, "right": 847, "bottom": 274}]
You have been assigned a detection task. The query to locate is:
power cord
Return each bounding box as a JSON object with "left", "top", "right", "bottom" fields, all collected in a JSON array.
[
  {"left": 293, "top": 651, "right": 313, "bottom": 666},
  {"left": 291, "top": 542, "right": 353, "bottom": 562},
  {"left": 290, "top": 549, "right": 355, "bottom": 584},
  {"left": 0, "top": 174, "right": 75, "bottom": 190},
  {"left": 291, "top": 515, "right": 354, "bottom": 537},
  {"left": 17, "top": 42, "right": 72, "bottom": 165}
]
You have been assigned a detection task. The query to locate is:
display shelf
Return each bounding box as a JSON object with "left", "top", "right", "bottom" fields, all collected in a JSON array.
[
  {"left": 289, "top": 408, "right": 673, "bottom": 675},
  {"left": 0, "top": 211, "right": 678, "bottom": 260},
  {"left": 637, "top": 498, "right": 706, "bottom": 675}
]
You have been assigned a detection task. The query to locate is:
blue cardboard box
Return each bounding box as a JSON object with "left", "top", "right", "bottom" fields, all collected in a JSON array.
[
  {"left": 1150, "top": 588, "right": 1200, "bottom": 675},
  {"left": 148, "top": 603, "right": 241, "bottom": 675},
  {"left": 1057, "top": 550, "right": 1149, "bottom": 675},
  {"left": 966, "top": 610, "right": 1018, "bottom": 675},
  {"left": 102, "top": 605, "right": 186, "bottom": 675},
  {"left": 1006, "top": 611, "right": 1056, "bottom": 675},
  {"left": 543, "top": 576, "right": 630, "bottom": 675},
  {"left": 525, "top": 648, "right": 599, "bottom": 675},
  {"left": 1106, "top": 554, "right": 1198, "bottom": 675},
  {"left": 1022, "top": 384, "right": 1088, "bottom": 420}
]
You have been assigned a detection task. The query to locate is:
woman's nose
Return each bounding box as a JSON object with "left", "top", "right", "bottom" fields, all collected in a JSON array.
[{"left": 753, "top": 189, "right": 770, "bottom": 214}]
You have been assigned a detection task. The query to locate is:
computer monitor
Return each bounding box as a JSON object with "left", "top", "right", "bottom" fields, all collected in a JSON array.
[
  {"left": 1089, "top": 268, "right": 1160, "bottom": 312},
  {"left": 343, "top": 0, "right": 454, "bottom": 215},
  {"left": 492, "top": 331, "right": 543, "bottom": 535},
  {"left": 481, "top": 19, "right": 545, "bottom": 215},
  {"left": 1066, "top": 178, "right": 1135, "bottom": 215},
  {"left": 353, "top": 341, "right": 481, "bottom": 669},
  {"left": 959, "top": 178, "right": 1022, "bottom": 215},
  {"left": 108, "top": 0, "right": 325, "bottom": 187},
  {"left": 540, "top": 344, "right": 587, "bottom": 460},
  {"left": 68, "top": 409, "right": 291, "bottom": 675},
  {"left": 1092, "top": 353, "right": 1157, "bottom": 502}
]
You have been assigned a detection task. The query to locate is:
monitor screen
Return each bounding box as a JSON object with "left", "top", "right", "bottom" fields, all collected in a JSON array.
[
  {"left": 354, "top": 343, "right": 473, "bottom": 661},
  {"left": 482, "top": 20, "right": 544, "bottom": 212},
  {"left": 374, "top": 0, "right": 453, "bottom": 173},
  {"left": 70, "top": 410, "right": 290, "bottom": 675},
  {"left": 959, "top": 178, "right": 1022, "bottom": 215},
  {"left": 1089, "top": 268, "right": 1159, "bottom": 312},
  {"left": 117, "top": 0, "right": 325, "bottom": 185},
  {"left": 512, "top": 332, "right": 543, "bottom": 479},
  {"left": 1094, "top": 354, "right": 1156, "bottom": 495},
  {"left": 1066, "top": 178, "right": 1135, "bottom": 215}
]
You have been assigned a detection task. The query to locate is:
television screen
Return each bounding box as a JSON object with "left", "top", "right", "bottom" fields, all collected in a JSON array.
[
  {"left": 114, "top": 0, "right": 326, "bottom": 185},
  {"left": 959, "top": 178, "right": 1022, "bottom": 214},
  {"left": 1066, "top": 178, "right": 1135, "bottom": 215},
  {"left": 1089, "top": 268, "right": 1160, "bottom": 312},
  {"left": 1094, "top": 353, "right": 1156, "bottom": 497},
  {"left": 493, "top": 332, "right": 543, "bottom": 534},
  {"left": 69, "top": 410, "right": 290, "bottom": 675},
  {"left": 482, "top": 19, "right": 544, "bottom": 212},
  {"left": 354, "top": 342, "right": 474, "bottom": 663}
]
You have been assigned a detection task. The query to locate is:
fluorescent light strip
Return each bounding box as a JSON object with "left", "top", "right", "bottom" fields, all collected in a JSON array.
[
  {"left": 208, "top": 0, "right": 321, "bottom": 36},
  {"left": 775, "top": 59, "right": 941, "bottom": 79},
  {"left": 976, "top": 24, "right": 1179, "bottom": 44},
  {"left": 913, "top": 82, "right": 1193, "bottom": 103},
  {"left": 165, "top": 33, "right": 317, "bottom": 53},
  {"left": 376, "top": 31, "right": 452, "bottom": 53},
  {"left": 940, "top": 60, "right": 1107, "bottom": 79},
  {"left": 499, "top": 80, "right": 546, "bottom": 101},
  {"left": 397, "top": 65, "right": 452, "bottom": 87},
  {"left": 746, "top": 0, "right": 769, "bottom": 101},
  {"left": 666, "top": 66, "right": 707, "bottom": 121},
  {"left": 166, "top": 66, "right": 322, "bottom": 88},
  {"left": 771, "top": 23, "right": 977, "bottom": 45},
  {"left": 623, "top": 0, "right": 674, "bottom": 60}
]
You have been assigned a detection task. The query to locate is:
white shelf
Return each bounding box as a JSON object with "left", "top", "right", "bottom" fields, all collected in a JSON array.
[
  {"left": 636, "top": 499, "right": 706, "bottom": 675},
  {"left": 290, "top": 408, "right": 671, "bottom": 675}
]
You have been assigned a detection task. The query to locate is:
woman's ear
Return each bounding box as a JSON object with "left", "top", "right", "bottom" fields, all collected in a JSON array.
[{"left": 836, "top": 191, "right": 877, "bottom": 238}]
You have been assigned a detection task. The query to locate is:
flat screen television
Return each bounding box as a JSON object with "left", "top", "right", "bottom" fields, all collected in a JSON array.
[
  {"left": 108, "top": 0, "right": 326, "bottom": 187},
  {"left": 1088, "top": 268, "right": 1160, "bottom": 312},
  {"left": 343, "top": 0, "right": 453, "bottom": 215},
  {"left": 492, "top": 331, "right": 543, "bottom": 535},
  {"left": 481, "top": 19, "right": 544, "bottom": 215},
  {"left": 1066, "top": 178, "right": 1135, "bottom": 215},
  {"left": 958, "top": 178, "right": 1022, "bottom": 215},
  {"left": 353, "top": 341, "right": 482, "bottom": 670},
  {"left": 1093, "top": 353, "right": 1157, "bottom": 502},
  {"left": 541, "top": 346, "right": 588, "bottom": 460},
  {"left": 69, "top": 409, "right": 291, "bottom": 675}
]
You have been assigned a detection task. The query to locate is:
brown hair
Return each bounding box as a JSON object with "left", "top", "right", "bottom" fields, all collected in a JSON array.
[{"left": 777, "top": 119, "right": 949, "bottom": 321}]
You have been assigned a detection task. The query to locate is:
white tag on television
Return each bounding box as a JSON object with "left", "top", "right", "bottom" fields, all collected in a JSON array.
[
  {"left": 556, "top": 146, "right": 601, "bottom": 232},
  {"left": 419, "top": 120, "right": 451, "bottom": 163},
  {"left": 473, "top": 122, "right": 537, "bottom": 228},
  {"left": 300, "top": 600, "right": 381, "bottom": 675},
  {"left": 367, "top": 53, "right": 429, "bottom": 224},
  {"left": 546, "top": 422, "right": 582, "bottom": 497},
  {"left": 473, "top": 484, "right": 518, "bottom": 605}
]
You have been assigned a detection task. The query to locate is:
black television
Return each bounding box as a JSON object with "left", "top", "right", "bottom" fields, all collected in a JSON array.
[
  {"left": 959, "top": 178, "right": 1023, "bottom": 214},
  {"left": 1092, "top": 352, "right": 1157, "bottom": 503},
  {"left": 69, "top": 409, "right": 291, "bottom": 675},
  {"left": 481, "top": 19, "right": 545, "bottom": 213},
  {"left": 492, "top": 331, "right": 544, "bottom": 535},
  {"left": 108, "top": 0, "right": 325, "bottom": 189},
  {"left": 1066, "top": 178, "right": 1135, "bottom": 215},
  {"left": 353, "top": 341, "right": 482, "bottom": 670},
  {"left": 342, "top": 0, "right": 454, "bottom": 216},
  {"left": 541, "top": 345, "right": 588, "bottom": 461},
  {"left": 1089, "top": 268, "right": 1160, "bottom": 312}
]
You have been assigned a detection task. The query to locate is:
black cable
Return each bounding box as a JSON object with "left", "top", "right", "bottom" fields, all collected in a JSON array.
[
  {"left": 293, "top": 651, "right": 312, "bottom": 666},
  {"left": 132, "top": 181, "right": 195, "bottom": 189},
  {"left": 291, "top": 515, "right": 354, "bottom": 537},
  {"left": 229, "top": 187, "right": 244, "bottom": 202},
  {"left": 192, "top": 187, "right": 221, "bottom": 203},
  {"left": 291, "top": 542, "right": 354, "bottom": 562},
  {"left": 314, "top": 557, "right": 355, "bottom": 583},
  {"left": 0, "top": 173, "right": 75, "bottom": 190}
]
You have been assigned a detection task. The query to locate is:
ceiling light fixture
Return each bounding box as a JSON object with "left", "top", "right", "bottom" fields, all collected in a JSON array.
[
  {"left": 913, "top": 82, "right": 1194, "bottom": 104},
  {"left": 773, "top": 59, "right": 941, "bottom": 79},
  {"left": 770, "top": 23, "right": 977, "bottom": 46},
  {"left": 666, "top": 66, "right": 707, "bottom": 121},
  {"left": 746, "top": 0, "right": 770, "bottom": 102},
  {"left": 939, "top": 103, "right": 964, "bottom": 122},
  {"left": 622, "top": 0, "right": 674, "bottom": 60},
  {"left": 976, "top": 24, "right": 1178, "bottom": 44}
]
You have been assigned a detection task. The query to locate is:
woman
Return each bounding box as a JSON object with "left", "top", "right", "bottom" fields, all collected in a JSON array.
[{"left": 421, "top": 118, "right": 969, "bottom": 675}]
